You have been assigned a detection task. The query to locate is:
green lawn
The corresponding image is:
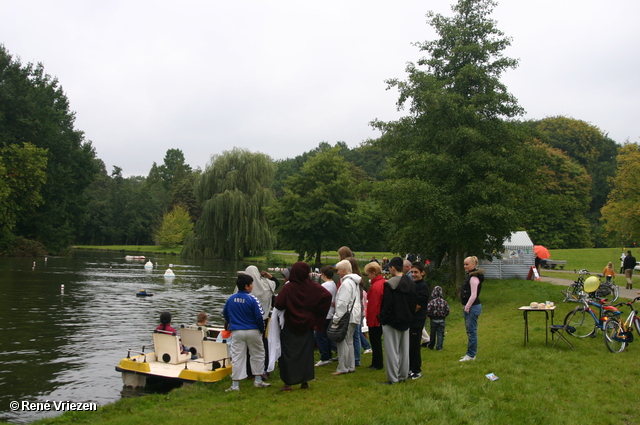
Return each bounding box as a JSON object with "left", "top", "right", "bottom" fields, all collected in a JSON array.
[{"left": 30, "top": 277, "right": 640, "bottom": 425}]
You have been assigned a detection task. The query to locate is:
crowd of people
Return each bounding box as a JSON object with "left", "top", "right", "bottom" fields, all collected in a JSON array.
[{"left": 157, "top": 247, "right": 485, "bottom": 391}]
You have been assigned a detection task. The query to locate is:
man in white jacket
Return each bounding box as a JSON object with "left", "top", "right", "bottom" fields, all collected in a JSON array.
[{"left": 331, "top": 259, "right": 362, "bottom": 375}]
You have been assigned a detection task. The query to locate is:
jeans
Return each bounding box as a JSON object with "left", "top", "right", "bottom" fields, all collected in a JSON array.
[
  {"left": 360, "top": 328, "right": 371, "bottom": 350},
  {"left": 428, "top": 319, "right": 446, "bottom": 350},
  {"left": 463, "top": 304, "right": 482, "bottom": 358},
  {"left": 353, "top": 324, "right": 362, "bottom": 366},
  {"left": 315, "top": 318, "right": 333, "bottom": 361}
]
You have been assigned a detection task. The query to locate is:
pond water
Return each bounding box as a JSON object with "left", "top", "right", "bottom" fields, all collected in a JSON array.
[{"left": 0, "top": 250, "right": 250, "bottom": 424}]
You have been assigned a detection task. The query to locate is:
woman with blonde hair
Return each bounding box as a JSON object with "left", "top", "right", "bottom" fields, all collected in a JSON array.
[{"left": 460, "top": 256, "right": 484, "bottom": 362}]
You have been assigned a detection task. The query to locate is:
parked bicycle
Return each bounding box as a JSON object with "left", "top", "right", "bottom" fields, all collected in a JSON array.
[
  {"left": 603, "top": 295, "right": 640, "bottom": 353},
  {"left": 563, "top": 269, "right": 619, "bottom": 303},
  {"left": 564, "top": 293, "right": 622, "bottom": 338}
]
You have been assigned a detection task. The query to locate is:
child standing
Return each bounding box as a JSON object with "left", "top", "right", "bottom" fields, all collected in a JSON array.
[
  {"left": 315, "top": 265, "right": 337, "bottom": 367},
  {"left": 603, "top": 262, "right": 616, "bottom": 284},
  {"left": 425, "top": 286, "right": 450, "bottom": 351}
]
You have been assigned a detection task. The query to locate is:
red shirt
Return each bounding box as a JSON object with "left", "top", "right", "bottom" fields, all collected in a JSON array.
[{"left": 366, "top": 274, "right": 385, "bottom": 327}]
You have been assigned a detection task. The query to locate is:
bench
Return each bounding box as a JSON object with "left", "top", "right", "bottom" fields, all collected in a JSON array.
[
  {"left": 152, "top": 331, "right": 192, "bottom": 364},
  {"left": 541, "top": 259, "right": 567, "bottom": 270}
]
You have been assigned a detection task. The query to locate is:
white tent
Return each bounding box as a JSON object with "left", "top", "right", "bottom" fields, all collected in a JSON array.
[{"left": 480, "top": 231, "right": 534, "bottom": 279}]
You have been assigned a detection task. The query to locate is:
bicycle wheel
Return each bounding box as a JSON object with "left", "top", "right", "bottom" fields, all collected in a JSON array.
[
  {"left": 564, "top": 307, "right": 595, "bottom": 337},
  {"left": 603, "top": 319, "right": 626, "bottom": 353},
  {"left": 609, "top": 283, "right": 619, "bottom": 302}
]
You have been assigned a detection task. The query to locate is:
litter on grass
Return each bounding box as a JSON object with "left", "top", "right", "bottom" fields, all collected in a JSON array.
[{"left": 485, "top": 373, "right": 498, "bottom": 381}]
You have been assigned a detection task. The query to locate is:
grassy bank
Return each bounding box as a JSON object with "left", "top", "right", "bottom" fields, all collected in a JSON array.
[
  {"left": 73, "top": 245, "right": 182, "bottom": 256},
  {"left": 26, "top": 276, "right": 640, "bottom": 425}
]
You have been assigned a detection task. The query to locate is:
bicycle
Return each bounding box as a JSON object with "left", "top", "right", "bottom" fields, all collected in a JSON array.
[
  {"left": 563, "top": 293, "right": 622, "bottom": 338},
  {"left": 603, "top": 295, "right": 640, "bottom": 353},
  {"left": 563, "top": 269, "right": 619, "bottom": 303}
]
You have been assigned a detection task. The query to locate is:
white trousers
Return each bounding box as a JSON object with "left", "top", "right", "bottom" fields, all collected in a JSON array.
[
  {"left": 336, "top": 322, "right": 357, "bottom": 373},
  {"left": 229, "top": 329, "right": 265, "bottom": 381}
]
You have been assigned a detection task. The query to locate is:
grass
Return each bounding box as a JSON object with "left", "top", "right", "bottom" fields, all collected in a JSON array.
[
  {"left": 72, "top": 245, "right": 182, "bottom": 256},
  {"left": 27, "top": 276, "right": 640, "bottom": 425}
]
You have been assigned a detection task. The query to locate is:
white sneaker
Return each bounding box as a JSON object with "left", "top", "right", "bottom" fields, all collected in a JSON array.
[
  {"left": 253, "top": 381, "right": 271, "bottom": 388},
  {"left": 225, "top": 387, "right": 239, "bottom": 392},
  {"left": 363, "top": 349, "right": 373, "bottom": 354},
  {"left": 459, "top": 355, "right": 476, "bottom": 362},
  {"left": 315, "top": 360, "right": 331, "bottom": 367}
]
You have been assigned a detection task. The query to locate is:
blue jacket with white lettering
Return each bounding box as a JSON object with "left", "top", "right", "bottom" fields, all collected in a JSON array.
[{"left": 222, "top": 291, "right": 265, "bottom": 333}]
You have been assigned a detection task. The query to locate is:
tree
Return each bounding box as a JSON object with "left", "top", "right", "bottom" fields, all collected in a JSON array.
[
  {"left": 182, "top": 148, "right": 276, "bottom": 260},
  {"left": 269, "top": 147, "right": 360, "bottom": 265},
  {"left": 601, "top": 143, "right": 640, "bottom": 246},
  {"left": 524, "top": 116, "right": 618, "bottom": 246},
  {"left": 0, "top": 143, "right": 48, "bottom": 246},
  {"left": 0, "top": 45, "right": 98, "bottom": 252},
  {"left": 371, "top": 0, "right": 534, "bottom": 284},
  {"left": 155, "top": 206, "right": 193, "bottom": 247},
  {"left": 520, "top": 141, "right": 592, "bottom": 248}
]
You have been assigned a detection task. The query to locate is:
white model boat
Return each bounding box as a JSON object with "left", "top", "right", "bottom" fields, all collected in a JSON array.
[{"left": 116, "top": 327, "right": 231, "bottom": 387}]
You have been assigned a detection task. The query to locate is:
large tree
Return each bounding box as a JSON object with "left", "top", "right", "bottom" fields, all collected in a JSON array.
[
  {"left": 269, "top": 147, "right": 361, "bottom": 265},
  {"left": 524, "top": 116, "right": 618, "bottom": 246},
  {"left": 521, "top": 141, "right": 592, "bottom": 248},
  {"left": 372, "top": 0, "right": 534, "bottom": 284},
  {"left": 601, "top": 143, "right": 640, "bottom": 246},
  {"left": 182, "top": 148, "right": 275, "bottom": 260},
  {"left": 0, "top": 45, "right": 98, "bottom": 252}
]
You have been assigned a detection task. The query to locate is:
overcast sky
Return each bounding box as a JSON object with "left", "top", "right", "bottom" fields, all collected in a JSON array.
[{"left": 2, "top": 0, "right": 639, "bottom": 176}]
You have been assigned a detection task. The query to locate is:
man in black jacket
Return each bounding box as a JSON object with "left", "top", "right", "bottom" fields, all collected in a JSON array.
[
  {"left": 623, "top": 250, "right": 636, "bottom": 290},
  {"left": 379, "top": 257, "right": 417, "bottom": 384}
]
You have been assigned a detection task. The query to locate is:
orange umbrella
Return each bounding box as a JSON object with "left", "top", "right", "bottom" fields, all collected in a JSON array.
[{"left": 534, "top": 245, "right": 550, "bottom": 259}]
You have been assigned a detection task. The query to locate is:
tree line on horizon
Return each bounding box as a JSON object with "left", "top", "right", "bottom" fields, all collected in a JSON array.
[{"left": 0, "top": 0, "right": 636, "bottom": 283}]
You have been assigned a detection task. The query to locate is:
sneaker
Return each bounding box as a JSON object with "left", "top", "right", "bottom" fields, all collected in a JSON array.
[
  {"left": 253, "top": 381, "right": 271, "bottom": 388},
  {"left": 459, "top": 355, "right": 476, "bottom": 362},
  {"left": 363, "top": 349, "right": 373, "bottom": 354},
  {"left": 315, "top": 360, "right": 331, "bottom": 367},
  {"left": 225, "top": 387, "right": 239, "bottom": 392},
  {"left": 411, "top": 372, "right": 422, "bottom": 380}
]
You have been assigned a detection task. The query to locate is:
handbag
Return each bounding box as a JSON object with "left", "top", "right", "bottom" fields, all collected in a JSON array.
[{"left": 327, "top": 299, "right": 355, "bottom": 343}]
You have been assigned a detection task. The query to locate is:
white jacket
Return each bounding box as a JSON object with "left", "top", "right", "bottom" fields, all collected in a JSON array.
[{"left": 332, "top": 274, "right": 362, "bottom": 325}]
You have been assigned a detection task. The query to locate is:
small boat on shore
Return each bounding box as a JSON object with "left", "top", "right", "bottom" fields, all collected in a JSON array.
[
  {"left": 116, "top": 327, "right": 231, "bottom": 387},
  {"left": 136, "top": 290, "right": 153, "bottom": 297}
]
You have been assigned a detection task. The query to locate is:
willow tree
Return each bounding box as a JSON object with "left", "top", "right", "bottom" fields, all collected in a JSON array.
[
  {"left": 371, "top": 0, "right": 534, "bottom": 285},
  {"left": 182, "top": 148, "right": 276, "bottom": 260}
]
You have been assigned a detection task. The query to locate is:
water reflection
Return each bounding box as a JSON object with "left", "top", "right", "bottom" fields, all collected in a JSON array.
[{"left": 0, "top": 251, "right": 246, "bottom": 424}]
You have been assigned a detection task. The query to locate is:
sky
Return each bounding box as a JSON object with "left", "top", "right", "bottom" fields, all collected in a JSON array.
[{"left": 1, "top": 0, "right": 639, "bottom": 177}]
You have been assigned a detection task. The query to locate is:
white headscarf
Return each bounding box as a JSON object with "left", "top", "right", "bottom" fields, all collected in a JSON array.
[{"left": 243, "top": 265, "right": 276, "bottom": 320}]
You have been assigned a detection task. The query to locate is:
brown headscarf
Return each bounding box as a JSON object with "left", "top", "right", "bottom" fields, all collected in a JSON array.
[{"left": 274, "top": 261, "right": 332, "bottom": 335}]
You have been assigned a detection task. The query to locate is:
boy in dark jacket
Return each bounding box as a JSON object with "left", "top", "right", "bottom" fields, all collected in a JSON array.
[
  {"left": 379, "top": 257, "right": 417, "bottom": 385},
  {"left": 426, "top": 286, "right": 450, "bottom": 351},
  {"left": 408, "top": 262, "right": 430, "bottom": 379}
]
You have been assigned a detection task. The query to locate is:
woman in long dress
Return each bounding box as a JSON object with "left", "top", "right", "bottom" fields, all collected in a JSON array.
[{"left": 274, "top": 262, "right": 331, "bottom": 391}]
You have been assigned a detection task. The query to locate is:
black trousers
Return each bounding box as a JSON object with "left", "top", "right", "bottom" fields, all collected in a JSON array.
[
  {"left": 409, "top": 326, "right": 424, "bottom": 374},
  {"left": 368, "top": 326, "right": 384, "bottom": 369}
]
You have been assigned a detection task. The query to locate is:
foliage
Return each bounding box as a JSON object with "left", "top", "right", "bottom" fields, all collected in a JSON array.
[
  {"left": 520, "top": 140, "right": 592, "bottom": 248},
  {"left": 0, "top": 45, "right": 98, "bottom": 253},
  {"left": 155, "top": 206, "right": 193, "bottom": 247},
  {"left": 601, "top": 143, "right": 640, "bottom": 246},
  {"left": 372, "top": 0, "right": 534, "bottom": 283},
  {"left": 183, "top": 148, "right": 276, "bottom": 260},
  {"left": 0, "top": 143, "right": 48, "bottom": 241},
  {"left": 268, "top": 147, "right": 361, "bottom": 265},
  {"left": 524, "top": 116, "right": 618, "bottom": 246}
]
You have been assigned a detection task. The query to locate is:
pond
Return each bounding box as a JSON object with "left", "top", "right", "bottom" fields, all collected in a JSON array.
[{"left": 0, "top": 250, "right": 252, "bottom": 424}]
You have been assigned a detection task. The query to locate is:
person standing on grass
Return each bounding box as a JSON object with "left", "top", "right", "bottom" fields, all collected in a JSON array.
[
  {"left": 426, "top": 286, "right": 450, "bottom": 351},
  {"left": 623, "top": 251, "right": 636, "bottom": 290},
  {"left": 222, "top": 274, "right": 270, "bottom": 391},
  {"left": 408, "top": 262, "right": 430, "bottom": 380},
  {"left": 379, "top": 256, "right": 416, "bottom": 384},
  {"left": 460, "top": 256, "right": 484, "bottom": 362},
  {"left": 274, "top": 262, "right": 332, "bottom": 391},
  {"left": 314, "top": 265, "right": 337, "bottom": 367},
  {"left": 603, "top": 262, "right": 616, "bottom": 284},
  {"left": 364, "top": 261, "right": 385, "bottom": 370},
  {"left": 331, "top": 259, "right": 362, "bottom": 376}
]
